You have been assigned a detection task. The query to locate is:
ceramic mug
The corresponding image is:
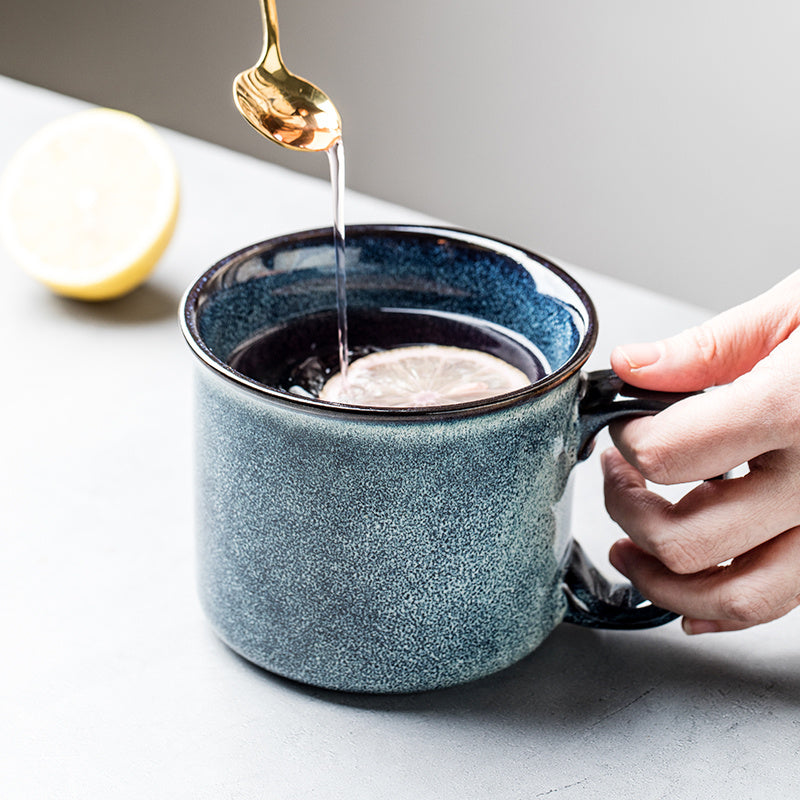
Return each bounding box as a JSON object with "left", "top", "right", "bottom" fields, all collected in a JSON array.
[{"left": 181, "top": 225, "right": 682, "bottom": 693}]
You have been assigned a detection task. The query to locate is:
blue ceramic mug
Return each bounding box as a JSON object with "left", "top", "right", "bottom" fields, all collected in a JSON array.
[{"left": 181, "top": 225, "right": 681, "bottom": 693}]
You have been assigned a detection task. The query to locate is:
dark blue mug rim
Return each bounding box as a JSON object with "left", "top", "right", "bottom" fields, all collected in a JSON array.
[{"left": 180, "top": 224, "right": 599, "bottom": 420}]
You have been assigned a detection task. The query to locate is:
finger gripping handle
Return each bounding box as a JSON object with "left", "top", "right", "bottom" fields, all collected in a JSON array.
[{"left": 577, "top": 369, "right": 696, "bottom": 460}]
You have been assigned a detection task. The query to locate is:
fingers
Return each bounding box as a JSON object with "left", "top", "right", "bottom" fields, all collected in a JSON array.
[
  {"left": 611, "top": 269, "right": 800, "bottom": 392},
  {"left": 608, "top": 531, "right": 800, "bottom": 633},
  {"left": 609, "top": 388, "right": 777, "bottom": 483},
  {"left": 603, "top": 448, "right": 800, "bottom": 632},
  {"left": 601, "top": 447, "right": 800, "bottom": 573},
  {"left": 608, "top": 332, "right": 800, "bottom": 483}
]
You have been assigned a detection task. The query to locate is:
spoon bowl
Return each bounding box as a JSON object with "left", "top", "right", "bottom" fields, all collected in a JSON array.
[{"left": 233, "top": 0, "right": 341, "bottom": 152}]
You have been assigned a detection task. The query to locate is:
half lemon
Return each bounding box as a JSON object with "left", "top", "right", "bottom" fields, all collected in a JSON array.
[{"left": 0, "top": 108, "right": 179, "bottom": 300}]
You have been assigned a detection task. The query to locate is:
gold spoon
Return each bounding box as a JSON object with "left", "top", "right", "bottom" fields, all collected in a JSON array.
[{"left": 233, "top": 0, "right": 342, "bottom": 152}]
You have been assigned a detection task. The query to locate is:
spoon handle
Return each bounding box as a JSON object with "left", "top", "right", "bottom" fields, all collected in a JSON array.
[{"left": 258, "top": 0, "right": 284, "bottom": 73}]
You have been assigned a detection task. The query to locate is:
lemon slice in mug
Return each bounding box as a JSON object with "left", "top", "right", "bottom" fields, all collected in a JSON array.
[
  {"left": 0, "top": 108, "right": 179, "bottom": 300},
  {"left": 319, "top": 345, "right": 531, "bottom": 408}
]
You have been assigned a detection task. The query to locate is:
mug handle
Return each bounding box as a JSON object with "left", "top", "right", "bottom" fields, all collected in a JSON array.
[{"left": 562, "top": 369, "right": 695, "bottom": 629}]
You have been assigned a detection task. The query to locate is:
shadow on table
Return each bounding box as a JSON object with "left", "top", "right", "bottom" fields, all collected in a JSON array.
[
  {"left": 43, "top": 280, "right": 179, "bottom": 325},
  {"left": 244, "top": 623, "right": 800, "bottom": 732}
]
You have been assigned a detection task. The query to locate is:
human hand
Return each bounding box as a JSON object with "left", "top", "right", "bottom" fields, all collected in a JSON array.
[{"left": 603, "top": 271, "right": 800, "bottom": 634}]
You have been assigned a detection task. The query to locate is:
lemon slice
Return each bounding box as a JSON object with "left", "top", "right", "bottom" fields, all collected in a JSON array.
[
  {"left": 0, "top": 108, "right": 179, "bottom": 300},
  {"left": 319, "top": 345, "right": 531, "bottom": 408}
]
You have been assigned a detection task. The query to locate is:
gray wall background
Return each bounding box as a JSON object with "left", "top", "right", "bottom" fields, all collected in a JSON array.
[{"left": 2, "top": 0, "right": 798, "bottom": 311}]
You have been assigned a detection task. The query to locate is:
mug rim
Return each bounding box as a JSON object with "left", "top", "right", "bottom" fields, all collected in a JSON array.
[{"left": 180, "top": 224, "right": 598, "bottom": 419}]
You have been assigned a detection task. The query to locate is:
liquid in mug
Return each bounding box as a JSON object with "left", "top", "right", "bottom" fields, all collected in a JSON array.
[
  {"left": 228, "top": 307, "right": 549, "bottom": 407},
  {"left": 256, "top": 139, "right": 542, "bottom": 408}
]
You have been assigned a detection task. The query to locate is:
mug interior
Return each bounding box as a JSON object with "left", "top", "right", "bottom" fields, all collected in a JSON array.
[{"left": 182, "top": 225, "right": 597, "bottom": 411}]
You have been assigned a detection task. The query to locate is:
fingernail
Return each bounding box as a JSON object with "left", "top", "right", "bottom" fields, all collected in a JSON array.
[
  {"left": 608, "top": 540, "right": 631, "bottom": 578},
  {"left": 683, "top": 619, "right": 720, "bottom": 635},
  {"left": 616, "top": 342, "right": 661, "bottom": 370},
  {"left": 600, "top": 448, "right": 613, "bottom": 473}
]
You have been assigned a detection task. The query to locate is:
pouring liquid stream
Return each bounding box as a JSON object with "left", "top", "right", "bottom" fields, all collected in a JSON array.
[
  {"left": 229, "top": 134, "right": 541, "bottom": 407},
  {"left": 327, "top": 139, "right": 349, "bottom": 388}
]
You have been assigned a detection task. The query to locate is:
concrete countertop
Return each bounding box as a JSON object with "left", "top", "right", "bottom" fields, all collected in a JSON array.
[{"left": 1, "top": 75, "right": 797, "bottom": 799}]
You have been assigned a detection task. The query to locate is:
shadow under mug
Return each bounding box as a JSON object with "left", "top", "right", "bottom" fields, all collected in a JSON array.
[{"left": 181, "top": 225, "right": 682, "bottom": 693}]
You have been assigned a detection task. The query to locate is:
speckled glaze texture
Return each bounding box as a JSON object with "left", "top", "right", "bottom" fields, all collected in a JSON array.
[
  {"left": 182, "top": 225, "right": 677, "bottom": 693},
  {"left": 195, "top": 369, "right": 580, "bottom": 692}
]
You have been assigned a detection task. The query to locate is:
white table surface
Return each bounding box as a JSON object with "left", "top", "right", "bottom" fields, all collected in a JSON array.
[{"left": 1, "top": 75, "right": 798, "bottom": 799}]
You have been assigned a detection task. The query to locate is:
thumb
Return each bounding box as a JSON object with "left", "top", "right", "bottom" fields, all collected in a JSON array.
[{"left": 610, "top": 273, "right": 800, "bottom": 392}]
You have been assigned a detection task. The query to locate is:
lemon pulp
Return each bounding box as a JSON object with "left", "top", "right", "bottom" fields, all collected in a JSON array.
[{"left": 319, "top": 344, "right": 530, "bottom": 408}]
